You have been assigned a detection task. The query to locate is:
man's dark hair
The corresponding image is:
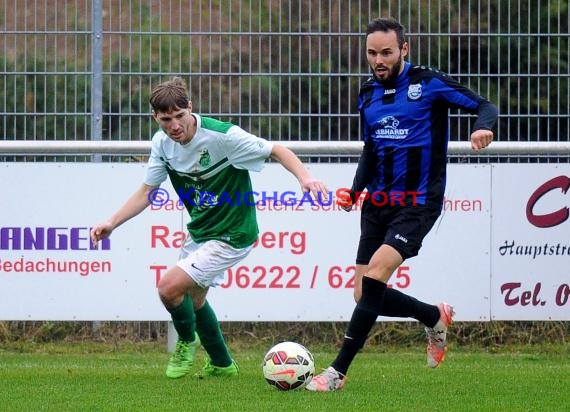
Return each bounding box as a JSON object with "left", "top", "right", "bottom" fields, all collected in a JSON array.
[
  {"left": 366, "top": 17, "right": 406, "bottom": 49},
  {"left": 149, "top": 77, "right": 190, "bottom": 113}
]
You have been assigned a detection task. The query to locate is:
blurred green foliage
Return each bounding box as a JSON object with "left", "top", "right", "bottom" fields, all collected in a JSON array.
[{"left": 0, "top": 1, "right": 568, "bottom": 142}]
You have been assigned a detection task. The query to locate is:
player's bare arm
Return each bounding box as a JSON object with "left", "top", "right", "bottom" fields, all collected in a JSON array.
[
  {"left": 90, "top": 183, "right": 157, "bottom": 247},
  {"left": 270, "top": 143, "right": 329, "bottom": 198}
]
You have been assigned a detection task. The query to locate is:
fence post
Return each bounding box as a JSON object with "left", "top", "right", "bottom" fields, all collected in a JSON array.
[
  {"left": 91, "top": 0, "right": 103, "bottom": 334},
  {"left": 167, "top": 322, "right": 177, "bottom": 352},
  {"left": 91, "top": 0, "right": 103, "bottom": 163}
]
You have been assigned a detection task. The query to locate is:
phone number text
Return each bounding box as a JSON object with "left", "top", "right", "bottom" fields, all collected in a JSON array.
[{"left": 219, "top": 265, "right": 411, "bottom": 289}]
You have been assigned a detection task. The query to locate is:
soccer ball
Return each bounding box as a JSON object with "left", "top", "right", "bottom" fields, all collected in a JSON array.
[{"left": 262, "top": 341, "right": 315, "bottom": 391}]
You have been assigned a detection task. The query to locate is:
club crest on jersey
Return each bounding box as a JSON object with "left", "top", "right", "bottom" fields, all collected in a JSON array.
[
  {"left": 198, "top": 149, "right": 211, "bottom": 168},
  {"left": 408, "top": 83, "right": 422, "bottom": 100}
]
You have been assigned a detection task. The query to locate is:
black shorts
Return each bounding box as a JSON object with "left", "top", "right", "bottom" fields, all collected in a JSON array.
[{"left": 356, "top": 200, "right": 441, "bottom": 264}]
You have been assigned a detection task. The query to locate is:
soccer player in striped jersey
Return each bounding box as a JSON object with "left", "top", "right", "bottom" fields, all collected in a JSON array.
[{"left": 307, "top": 17, "right": 497, "bottom": 392}]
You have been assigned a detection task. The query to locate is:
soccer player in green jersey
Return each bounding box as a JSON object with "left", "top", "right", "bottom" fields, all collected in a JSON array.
[{"left": 90, "top": 77, "right": 328, "bottom": 379}]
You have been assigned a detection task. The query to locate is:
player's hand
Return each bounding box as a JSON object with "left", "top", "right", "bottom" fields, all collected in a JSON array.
[
  {"left": 300, "top": 178, "right": 330, "bottom": 204},
  {"left": 90, "top": 222, "right": 114, "bottom": 249},
  {"left": 471, "top": 129, "right": 493, "bottom": 150},
  {"left": 335, "top": 188, "right": 354, "bottom": 212}
]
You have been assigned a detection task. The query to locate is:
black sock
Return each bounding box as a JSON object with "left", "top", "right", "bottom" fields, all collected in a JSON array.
[
  {"left": 380, "top": 288, "right": 440, "bottom": 327},
  {"left": 331, "top": 277, "right": 387, "bottom": 375}
]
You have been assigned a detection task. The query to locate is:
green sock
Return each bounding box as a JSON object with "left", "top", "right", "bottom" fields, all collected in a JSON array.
[
  {"left": 168, "top": 294, "right": 196, "bottom": 342},
  {"left": 195, "top": 301, "right": 232, "bottom": 367}
]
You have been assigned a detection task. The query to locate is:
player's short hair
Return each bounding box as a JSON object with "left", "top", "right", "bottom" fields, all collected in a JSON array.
[
  {"left": 366, "top": 17, "right": 406, "bottom": 49},
  {"left": 150, "top": 77, "right": 190, "bottom": 113}
]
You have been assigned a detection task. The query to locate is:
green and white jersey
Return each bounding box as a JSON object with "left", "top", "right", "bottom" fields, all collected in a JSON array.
[{"left": 144, "top": 114, "right": 273, "bottom": 248}]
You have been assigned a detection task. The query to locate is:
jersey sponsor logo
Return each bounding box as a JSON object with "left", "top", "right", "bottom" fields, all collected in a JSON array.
[
  {"left": 384, "top": 88, "right": 396, "bottom": 95},
  {"left": 408, "top": 83, "right": 422, "bottom": 100},
  {"left": 378, "top": 116, "right": 399, "bottom": 129},
  {"left": 374, "top": 116, "right": 409, "bottom": 140}
]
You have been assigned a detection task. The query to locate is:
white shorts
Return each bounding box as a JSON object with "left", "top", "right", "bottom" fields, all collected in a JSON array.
[{"left": 176, "top": 238, "right": 253, "bottom": 288}]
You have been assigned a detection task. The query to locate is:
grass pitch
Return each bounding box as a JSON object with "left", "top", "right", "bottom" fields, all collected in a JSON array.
[{"left": 1, "top": 342, "right": 567, "bottom": 412}]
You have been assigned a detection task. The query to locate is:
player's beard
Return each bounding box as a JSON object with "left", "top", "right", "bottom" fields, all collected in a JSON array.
[{"left": 373, "top": 52, "right": 403, "bottom": 85}]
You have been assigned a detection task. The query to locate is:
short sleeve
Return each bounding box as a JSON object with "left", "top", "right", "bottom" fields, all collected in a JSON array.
[
  {"left": 143, "top": 132, "right": 169, "bottom": 186},
  {"left": 223, "top": 126, "right": 274, "bottom": 172}
]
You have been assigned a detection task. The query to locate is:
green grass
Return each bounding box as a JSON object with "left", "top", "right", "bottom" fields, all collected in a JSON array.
[{"left": 1, "top": 343, "right": 568, "bottom": 412}]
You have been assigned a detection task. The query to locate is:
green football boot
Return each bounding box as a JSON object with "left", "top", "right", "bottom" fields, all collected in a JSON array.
[
  {"left": 195, "top": 358, "right": 239, "bottom": 379},
  {"left": 166, "top": 334, "right": 200, "bottom": 379}
]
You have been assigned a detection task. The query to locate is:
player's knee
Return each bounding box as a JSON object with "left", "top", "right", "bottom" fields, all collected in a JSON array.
[
  {"left": 366, "top": 259, "right": 401, "bottom": 282},
  {"left": 157, "top": 277, "right": 182, "bottom": 306},
  {"left": 191, "top": 295, "right": 206, "bottom": 310}
]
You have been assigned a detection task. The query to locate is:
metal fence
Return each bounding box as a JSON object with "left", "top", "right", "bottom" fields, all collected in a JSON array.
[{"left": 1, "top": 1, "right": 569, "bottom": 161}]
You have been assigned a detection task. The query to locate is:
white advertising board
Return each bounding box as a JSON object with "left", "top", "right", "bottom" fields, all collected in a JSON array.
[
  {"left": 490, "top": 164, "right": 570, "bottom": 320},
  {"left": 1, "top": 162, "right": 566, "bottom": 321}
]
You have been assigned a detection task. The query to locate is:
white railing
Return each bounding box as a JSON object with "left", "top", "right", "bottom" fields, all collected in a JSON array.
[{"left": 0, "top": 140, "right": 569, "bottom": 156}]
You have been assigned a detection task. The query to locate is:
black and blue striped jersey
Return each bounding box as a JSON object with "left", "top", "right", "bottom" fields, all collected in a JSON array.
[{"left": 352, "top": 61, "right": 497, "bottom": 209}]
